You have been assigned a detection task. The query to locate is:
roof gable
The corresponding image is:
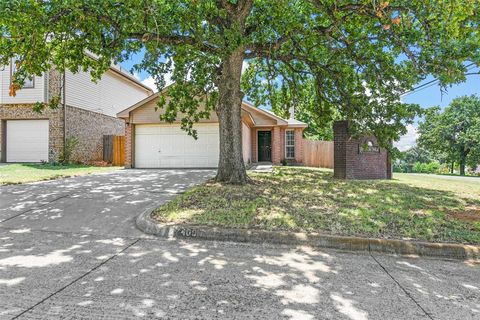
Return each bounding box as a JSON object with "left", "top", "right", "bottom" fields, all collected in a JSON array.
[
  {"left": 84, "top": 51, "right": 153, "bottom": 93},
  {"left": 117, "top": 88, "right": 306, "bottom": 127}
]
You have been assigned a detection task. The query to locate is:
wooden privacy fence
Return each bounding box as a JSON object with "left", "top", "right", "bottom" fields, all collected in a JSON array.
[
  {"left": 303, "top": 140, "right": 334, "bottom": 169},
  {"left": 103, "top": 135, "right": 125, "bottom": 166}
]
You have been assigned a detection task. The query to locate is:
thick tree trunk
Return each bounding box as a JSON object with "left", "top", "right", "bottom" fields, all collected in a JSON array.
[
  {"left": 451, "top": 162, "right": 454, "bottom": 174},
  {"left": 215, "top": 49, "right": 249, "bottom": 184},
  {"left": 459, "top": 155, "right": 466, "bottom": 176}
]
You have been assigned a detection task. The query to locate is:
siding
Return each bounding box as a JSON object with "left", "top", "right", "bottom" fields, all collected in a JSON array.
[
  {"left": 247, "top": 108, "right": 277, "bottom": 125},
  {"left": 131, "top": 97, "right": 219, "bottom": 124},
  {"left": 65, "top": 69, "right": 151, "bottom": 117},
  {"left": 0, "top": 64, "right": 45, "bottom": 104}
]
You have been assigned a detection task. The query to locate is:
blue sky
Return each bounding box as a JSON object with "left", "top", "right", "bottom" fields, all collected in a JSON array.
[
  {"left": 120, "top": 51, "right": 150, "bottom": 79},
  {"left": 402, "top": 72, "right": 480, "bottom": 109},
  {"left": 120, "top": 56, "right": 479, "bottom": 151},
  {"left": 396, "top": 68, "right": 480, "bottom": 150}
]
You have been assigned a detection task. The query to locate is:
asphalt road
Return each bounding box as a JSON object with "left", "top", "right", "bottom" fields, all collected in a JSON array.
[{"left": 0, "top": 170, "right": 478, "bottom": 320}]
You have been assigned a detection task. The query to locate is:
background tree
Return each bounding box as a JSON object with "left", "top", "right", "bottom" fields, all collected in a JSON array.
[
  {"left": 1, "top": 0, "right": 479, "bottom": 184},
  {"left": 246, "top": 79, "right": 339, "bottom": 140},
  {"left": 393, "top": 145, "right": 436, "bottom": 173},
  {"left": 418, "top": 95, "right": 480, "bottom": 176}
]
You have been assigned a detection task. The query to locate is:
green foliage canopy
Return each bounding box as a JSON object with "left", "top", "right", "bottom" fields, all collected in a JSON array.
[
  {"left": 1, "top": 0, "right": 479, "bottom": 144},
  {"left": 418, "top": 95, "right": 480, "bottom": 174}
]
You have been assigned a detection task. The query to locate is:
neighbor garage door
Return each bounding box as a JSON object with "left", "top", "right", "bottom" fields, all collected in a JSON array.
[
  {"left": 134, "top": 123, "right": 219, "bottom": 168},
  {"left": 6, "top": 120, "right": 49, "bottom": 162}
]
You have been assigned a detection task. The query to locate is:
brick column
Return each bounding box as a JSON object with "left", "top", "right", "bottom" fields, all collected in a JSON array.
[
  {"left": 272, "top": 127, "right": 281, "bottom": 164},
  {"left": 333, "top": 120, "right": 391, "bottom": 179},
  {"left": 333, "top": 121, "right": 348, "bottom": 179},
  {"left": 294, "top": 128, "right": 304, "bottom": 163},
  {"left": 48, "top": 68, "right": 62, "bottom": 101},
  {"left": 125, "top": 123, "right": 133, "bottom": 168},
  {"left": 48, "top": 68, "right": 64, "bottom": 162}
]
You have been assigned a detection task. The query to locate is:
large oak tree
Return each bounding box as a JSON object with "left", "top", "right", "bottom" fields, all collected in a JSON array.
[{"left": 1, "top": 0, "right": 479, "bottom": 184}]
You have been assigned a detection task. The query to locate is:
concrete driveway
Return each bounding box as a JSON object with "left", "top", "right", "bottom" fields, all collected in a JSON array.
[{"left": 0, "top": 170, "right": 479, "bottom": 319}]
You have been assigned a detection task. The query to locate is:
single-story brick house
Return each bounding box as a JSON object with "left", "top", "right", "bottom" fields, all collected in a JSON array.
[
  {"left": 0, "top": 61, "right": 153, "bottom": 163},
  {"left": 117, "top": 91, "right": 307, "bottom": 168}
]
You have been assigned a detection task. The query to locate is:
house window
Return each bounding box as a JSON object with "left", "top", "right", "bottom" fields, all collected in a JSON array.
[
  {"left": 285, "top": 130, "right": 295, "bottom": 159},
  {"left": 11, "top": 58, "right": 34, "bottom": 88}
]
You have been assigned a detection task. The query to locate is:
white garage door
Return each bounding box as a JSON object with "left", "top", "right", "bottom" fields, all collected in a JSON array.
[
  {"left": 6, "top": 120, "right": 49, "bottom": 162},
  {"left": 135, "top": 123, "right": 219, "bottom": 168}
]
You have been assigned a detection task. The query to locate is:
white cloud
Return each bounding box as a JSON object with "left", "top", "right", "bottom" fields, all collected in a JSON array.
[
  {"left": 242, "top": 60, "right": 249, "bottom": 74},
  {"left": 394, "top": 124, "right": 418, "bottom": 151},
  {"left": 139, "top": 59, "right": 175, "bottom": 92},
  {"left": 141, "top": 72, "right": 174, "bottom": 92},
  {"left": 141, "top": 76, "right": 157, "bottom": 91}
]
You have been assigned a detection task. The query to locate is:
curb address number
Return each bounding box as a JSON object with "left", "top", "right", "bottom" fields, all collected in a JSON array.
[{"left": 175, "top": 228, "right": 197, "bottom": 237}]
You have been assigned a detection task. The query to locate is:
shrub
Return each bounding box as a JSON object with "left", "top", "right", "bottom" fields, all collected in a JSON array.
[
  {"left": 437, "top": 164, "right": 452, "bottom": 174},
  {"left": 393, "top": 161, "right": 413, "bottom": 173},
  {"left": 412, "top": 161, "right": 441, "bottom": 174},
  {"left": 427, "top": 162, "right": 440, "bottom": 173},
  {"left": 412, "top": 162, "right": 423, "bottom": 173},
  {"left": 60, "top": 137, "right": 79, "bottom": 164}
]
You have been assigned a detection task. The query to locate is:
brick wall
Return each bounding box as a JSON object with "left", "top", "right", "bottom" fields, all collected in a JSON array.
[
  {"left": 248, "top": 126, "right": 305, "bottom": 165},
  {"left": 125, "top": 122, "right": 133, "bottom": 168},
  {"left": 272, "top": 126, "right": 281, "bottom": 164},
  {"left": 0, "top": 104, "right": 64, "bottom": 162},
  {"left": 48, "top": 68, "right": 62, "bottom": 101},
  {"left": 252, "top": 128, "right": 275, "bottom": 163},
  {"left": 65, "top": 106, "right": 124, "bottom": 163},
  {"left": 294, "top": 128, "right": 304, "bottom": 163},
  {"left": 333, "top": 121, "right": 391, "bottom": 180},
  {"left": 333, "top": 121, "right": 348, "bottom": 179},
  {"left": 280, "top": 127, "right": 285, "bottom": 161}
]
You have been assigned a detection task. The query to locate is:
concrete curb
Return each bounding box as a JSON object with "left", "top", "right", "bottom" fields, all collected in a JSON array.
[{"left": 136, "top": 207, "right": 480, "bottom": 261}]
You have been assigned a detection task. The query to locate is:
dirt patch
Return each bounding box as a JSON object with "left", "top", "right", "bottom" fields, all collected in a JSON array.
[{"left": 450, "top": 209, "right": 480, "bottom": 223}]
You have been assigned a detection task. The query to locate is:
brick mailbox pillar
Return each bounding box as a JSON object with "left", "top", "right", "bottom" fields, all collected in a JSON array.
[{"left": 333, "top": 121, "right": 391, "bottom": 179}]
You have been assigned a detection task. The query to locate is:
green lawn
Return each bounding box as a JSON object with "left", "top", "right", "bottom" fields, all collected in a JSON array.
[
  {"left": 0, "top": 163, "right": 121, "bottom": 185},
  {"left": 154, "top": 167, "right": 480, "bottom": 244}
]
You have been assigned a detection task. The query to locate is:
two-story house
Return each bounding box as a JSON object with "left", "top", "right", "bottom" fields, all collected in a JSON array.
[{"left": 0, "top": 62, "right": 153, "bottom": 163}]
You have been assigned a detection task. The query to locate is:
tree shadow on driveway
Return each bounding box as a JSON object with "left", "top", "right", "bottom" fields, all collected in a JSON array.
[{"left": 1, "top": 231, "right": 478, "bottom": 320}]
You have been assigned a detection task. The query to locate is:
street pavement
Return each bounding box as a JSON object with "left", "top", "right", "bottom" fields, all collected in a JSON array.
[{"left": 0, "top": 169, "right": 478, "bottom": 319}]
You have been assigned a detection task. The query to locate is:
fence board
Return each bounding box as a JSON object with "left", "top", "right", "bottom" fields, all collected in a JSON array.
[
  {"left": 103, "top": 135, "right": 125, "bottom": 166},
  {"left": 103, "top": 135, "right": 113, "bottom": 163},
  {"left": 113, "top": 136, "right": 125, "bottom": 166},
  {"left": 302, "top": 140, "right": 334, "bottom": 169}
]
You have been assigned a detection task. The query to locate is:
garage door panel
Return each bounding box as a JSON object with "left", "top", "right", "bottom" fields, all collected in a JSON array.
[
  {"left": 6, "top": 120, "right": 49, "bottom": 163},
  {"left": 135, "top": 124, "right": 219, "bottom": 168}
]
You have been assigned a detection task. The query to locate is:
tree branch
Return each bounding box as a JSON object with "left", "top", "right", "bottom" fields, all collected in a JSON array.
[{"left": 129, "top": 33, "right": 220, "bottom": 53}]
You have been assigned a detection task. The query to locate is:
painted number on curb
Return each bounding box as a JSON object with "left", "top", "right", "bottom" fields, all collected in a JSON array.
[{"left": 176, "top": 228, "right": 197, "bottom": 238}]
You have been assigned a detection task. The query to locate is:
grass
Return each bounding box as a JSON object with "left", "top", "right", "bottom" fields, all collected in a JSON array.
[
  {"left": 153, "top": 167, "right": 480, "bottom": 244},
  {"left": 0, "top": 163, "right": 121, "bottom": 185}
]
